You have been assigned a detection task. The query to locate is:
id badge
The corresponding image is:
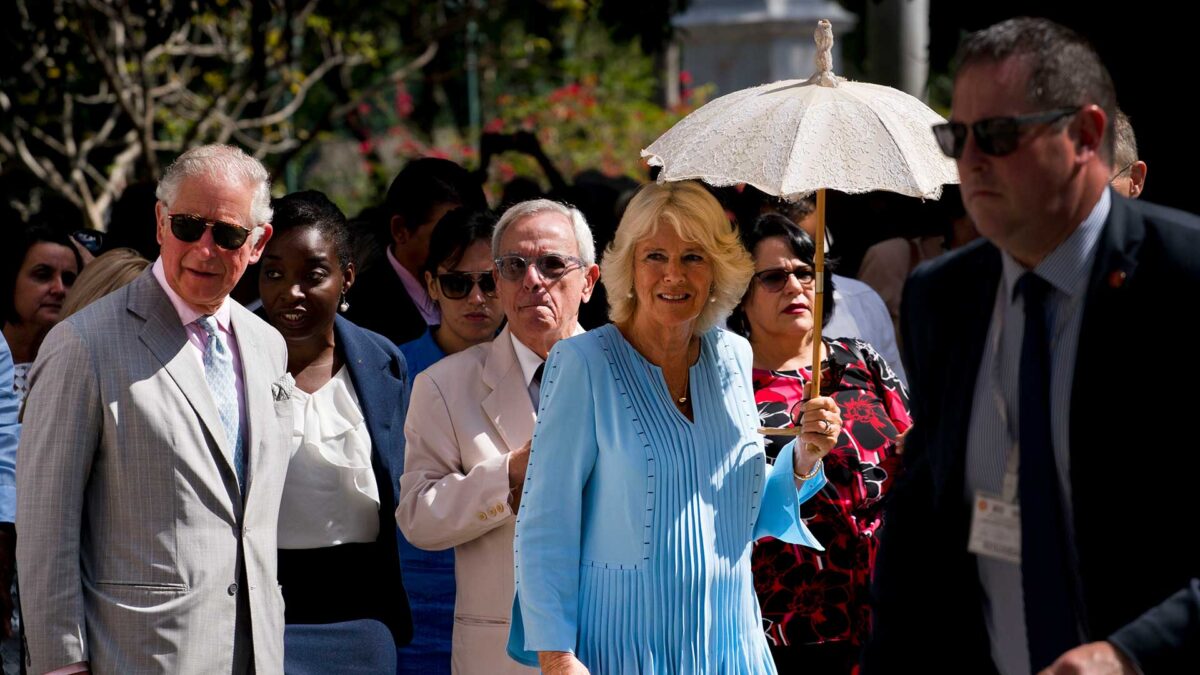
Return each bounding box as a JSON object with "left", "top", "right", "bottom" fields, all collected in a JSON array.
[{"left": 967, "top": 491, "right": 1021, "bottom": 565}]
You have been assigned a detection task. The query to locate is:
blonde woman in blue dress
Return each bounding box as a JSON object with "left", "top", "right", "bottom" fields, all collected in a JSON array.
[{"left": 508, "top": 180, "right": 842, "bottom": 674}]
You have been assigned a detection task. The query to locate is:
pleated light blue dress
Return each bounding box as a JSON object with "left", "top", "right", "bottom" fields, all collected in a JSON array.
[{"left": 508, "top": 324, "right": 826, "bottom": 674}]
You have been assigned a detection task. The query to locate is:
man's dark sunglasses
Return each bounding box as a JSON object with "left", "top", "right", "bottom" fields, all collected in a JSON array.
[
  {"left": 754, "top": 267, "right": 816, "bottom": 292},
  {"left": 494, "top": 253, "right": 584, "bottom": 282},
  {"left": 169, "top": 213, "right": 253, "bottom": 250},
  {"left": 932, "top": 107, "right": 1080, "bottom": 159},
  {"left": 437, "top": 272, "right": 497, "bottom": 299}
]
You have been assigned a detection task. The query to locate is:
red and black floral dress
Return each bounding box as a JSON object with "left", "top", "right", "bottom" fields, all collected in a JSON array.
[{"left": 752, "top": 337, "right": 911, "bottom": 673}]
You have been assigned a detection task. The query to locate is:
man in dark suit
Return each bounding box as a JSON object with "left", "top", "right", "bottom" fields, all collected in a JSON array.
[
  {"left": 866, "top": 18, "right": 1200, "bottom": 675},
  {"left": 345, "top": 158, "right": 486, "bottom": 345}
]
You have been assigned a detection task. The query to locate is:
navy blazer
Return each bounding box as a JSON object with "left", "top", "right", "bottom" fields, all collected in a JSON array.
[
  {"left": 335, "top": 315, "right": 413, "bottom": 645},
  {"left": 865, "top": 192, "right": 1200, "bottom": 674}
]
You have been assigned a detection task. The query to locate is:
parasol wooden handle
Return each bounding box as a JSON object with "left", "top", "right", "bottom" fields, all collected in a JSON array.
[{"left": 803, "top": 188, "right": 827, "bottom": 453}]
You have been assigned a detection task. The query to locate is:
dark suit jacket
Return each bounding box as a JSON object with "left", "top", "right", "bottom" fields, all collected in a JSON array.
[
  {"left": 865, "top": 192, "right": 1200, "bottom": 674},
  {"left": 344, "top": 254, "right": 427, "bottom": 345}
]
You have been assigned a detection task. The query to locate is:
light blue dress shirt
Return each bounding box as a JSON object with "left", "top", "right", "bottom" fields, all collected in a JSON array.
[
  {"left": 0, "top": 333, "right": 19, "bottom": 522},
  {"left": 964, "top": 189, "right": 1110, "bottom": 675},
  {"left": 508, "top": 325, "right": 825, "bottom": 673}
]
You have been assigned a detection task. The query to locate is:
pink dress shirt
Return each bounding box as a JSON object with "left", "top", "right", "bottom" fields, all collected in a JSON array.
[{"left": 386, "top": 247, "right": 441, "bottom": 326}]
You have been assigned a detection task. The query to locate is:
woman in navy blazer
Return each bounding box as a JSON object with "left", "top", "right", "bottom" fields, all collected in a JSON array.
[{"left": 260, "top": 191, "right": 412, "bottom": 670}]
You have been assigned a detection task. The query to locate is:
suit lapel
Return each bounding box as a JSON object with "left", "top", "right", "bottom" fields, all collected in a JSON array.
[
  {"left": 130, "top": 273, "right": 240, "bottom": 490},
  {"left": 933, "top": 244, "right": 1002, "bottom": 509},
  {"left": 337, "top": 317, "right": 402, "bottom": 503},
  {"left": 480, "top": 327, "right": 536, "bottom": 452},
  {"left": 1069, "top": 195, "right": 1141, "bottom": 635}
]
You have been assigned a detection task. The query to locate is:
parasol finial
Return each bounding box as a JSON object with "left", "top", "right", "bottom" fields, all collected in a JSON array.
[{"left": 809, "top": 19, "right": 841, "bottom": 88}]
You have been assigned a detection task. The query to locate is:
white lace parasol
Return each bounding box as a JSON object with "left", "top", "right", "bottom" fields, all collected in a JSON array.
[
  {"left": 642, "top": 21, "right": 958, "bottom": 200},
  {"left": 642, "top": 20, "right": 958, "bottom": 437}
]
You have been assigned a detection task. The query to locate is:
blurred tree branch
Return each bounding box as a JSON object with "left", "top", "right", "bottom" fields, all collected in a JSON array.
[{"left": 0, "top": 0, "right": 443, "bottom": 228}]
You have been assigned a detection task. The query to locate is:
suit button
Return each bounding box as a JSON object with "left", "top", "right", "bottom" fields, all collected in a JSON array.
[
  {"left": 228, "top": 583, "right": 238, "bottom": 596},
  {"left": 477, "top": 512, "right": 487, "bottom": 521}
]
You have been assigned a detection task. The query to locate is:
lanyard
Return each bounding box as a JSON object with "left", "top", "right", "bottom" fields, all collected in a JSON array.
[{"left": 987, "top": 294, "right": 1021, "bottom": 503}]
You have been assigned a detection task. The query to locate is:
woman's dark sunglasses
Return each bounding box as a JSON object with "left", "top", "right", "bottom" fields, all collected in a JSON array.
[
  {"left": 932, "top": 107, "right": 1079, "bottom": 159},
  {"left": 169, "top": 213, "right": 253, "bottom": 250},
  {"left": 437, "top": 272, "right": 497, "bottom": 299},
  {"left": 494, "top": 253, "right": 584, "bottom": 282},
  {"left": 754, "top": 267, "right": 816, "bottom": 292}
]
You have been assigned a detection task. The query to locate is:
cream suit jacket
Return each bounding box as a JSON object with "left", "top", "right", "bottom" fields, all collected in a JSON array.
[{"left": 398, "top": 326, "right": 538, "bottom": 675}]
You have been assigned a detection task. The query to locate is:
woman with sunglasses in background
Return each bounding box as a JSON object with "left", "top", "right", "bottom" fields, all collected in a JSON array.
[
  {"left": 1, "top": 223, "right": 83, "bottom": 400},
  {"left": 259, "top": 191, "right": 411, "bottom": 673},
  {"left": 400, "top": 208, "right": 503, "bottom": 379},
  {"left": 395, "top": 208, "right": 502, "bottom": 673},
  {"left": 728, "top": 214, "right": 911, "bottom": 674}
]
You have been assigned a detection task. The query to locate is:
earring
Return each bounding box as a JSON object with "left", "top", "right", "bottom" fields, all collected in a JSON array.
[
  {"left": 627, "top": 291, "right": 634, "bottom": 298},
  {"left": 338, "top": 291, "right": 350, "bottom": 313},
  {"left": 709, "top": 285, "right": 717, "bottom": 303}
]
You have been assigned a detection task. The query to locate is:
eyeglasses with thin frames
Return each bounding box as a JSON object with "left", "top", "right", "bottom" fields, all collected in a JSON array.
[
  {"left": 494, "top": 253, "right": 585, "bottom": 282},
  {"left": 753, "top": 266, "right": 816, "bottom": 292}
]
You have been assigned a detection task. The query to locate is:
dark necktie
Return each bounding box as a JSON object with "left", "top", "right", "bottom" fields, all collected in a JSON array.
[
  {"left": 530, "top": 363, "right": 545, "bottom": 409},
  {"left": 1016, "top": 272, "right": 1080, "bottom": 670}
]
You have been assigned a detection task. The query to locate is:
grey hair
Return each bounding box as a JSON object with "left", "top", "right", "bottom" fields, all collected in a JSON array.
[
  {"left": 1112, "top": 108, "right": 1139, "bottom": 169},
  {"left": 491, "top": 199, "right": 596, "bottom": 265},
  {"left": 156, "top": 144, "right": 273, "bottom": 243}
]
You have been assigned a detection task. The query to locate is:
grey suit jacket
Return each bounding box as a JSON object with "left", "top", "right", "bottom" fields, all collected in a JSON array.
[{"left": 16, "top": 269, "right": 293, "bottom": 674}]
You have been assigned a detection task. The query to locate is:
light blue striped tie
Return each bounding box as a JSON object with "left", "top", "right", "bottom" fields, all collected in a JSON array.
[{"left": 197, "top": 315, "right": 245, "bottom": 491}]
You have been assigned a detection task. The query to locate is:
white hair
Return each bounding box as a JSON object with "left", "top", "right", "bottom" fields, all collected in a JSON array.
[
  {"left": 492, "top": 199, "right": 595, "bottom": 265},
  {"left": 156, "top": 144, "right": 273, "bottom": 243}
]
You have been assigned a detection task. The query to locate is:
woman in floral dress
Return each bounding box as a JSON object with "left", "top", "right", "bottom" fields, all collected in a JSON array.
[{"left": 729, "top": 213, "right": 911, "bottom": 674}]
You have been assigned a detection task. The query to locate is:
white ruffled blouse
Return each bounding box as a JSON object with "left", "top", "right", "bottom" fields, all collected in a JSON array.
[{"left": 277, "top": 366, "right": 380, "bottom": 549}]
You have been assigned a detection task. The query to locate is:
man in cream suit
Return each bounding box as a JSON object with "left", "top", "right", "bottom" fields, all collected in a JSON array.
[
  {"left": 397, "top": 199, "right": 599, "bottom": 674},
  {"left": 16, "top": 145, "right": 292, "bottom": 674}
]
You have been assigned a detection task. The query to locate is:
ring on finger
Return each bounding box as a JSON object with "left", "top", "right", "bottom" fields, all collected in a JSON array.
[{"left": 818, "top": 419, "right": 834, "bottom": 434}]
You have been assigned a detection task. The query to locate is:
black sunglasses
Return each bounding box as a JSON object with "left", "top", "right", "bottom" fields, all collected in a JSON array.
[
  {"left": 169, "top": 213, "right": 253, "bottom": 250},
  {"left": 754, "top": 266, "right": 816, "bottom": 293},
  {"left": 494, "top": 253, "right": 584, "bottom": 282},
  {"left": 932, "top": 107, "right": 1080, "bottom": 159},
  {"left": 437, "top": 272, "right": 497, "bottom": 299}
]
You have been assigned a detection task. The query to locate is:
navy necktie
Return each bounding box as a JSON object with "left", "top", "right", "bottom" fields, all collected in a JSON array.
[{"left": 1016, "top": 272, "right": 1080, "bottom": 670}]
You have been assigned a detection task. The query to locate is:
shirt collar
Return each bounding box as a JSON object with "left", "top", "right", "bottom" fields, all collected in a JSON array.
[
  {"left": 386, "top": 247, "right": 439, "bottom": 322},
  {"left": 1001, "top": 187, "right": 1110, "bottom": 304},
  {"left": 509, "top": 324, "right": 586, "bottom": 388},
  {"left": 152, "top": 257, "right": 232, "bottom": 329}
]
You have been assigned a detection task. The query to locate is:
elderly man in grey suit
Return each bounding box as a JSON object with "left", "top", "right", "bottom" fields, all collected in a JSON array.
[{"left": 16, "top": 144, "right": 292, "bottom": 674}]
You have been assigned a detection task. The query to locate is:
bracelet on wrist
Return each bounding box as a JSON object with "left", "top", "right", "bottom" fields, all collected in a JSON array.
[{"left": 794, "top": 457, "right": 823, "bottom": 482}]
